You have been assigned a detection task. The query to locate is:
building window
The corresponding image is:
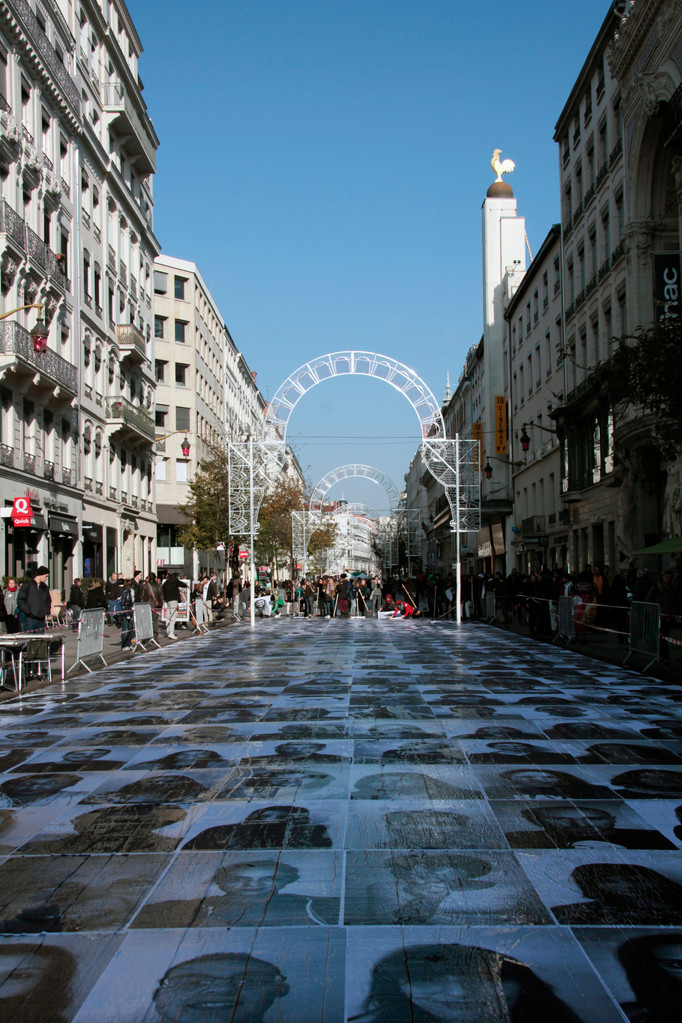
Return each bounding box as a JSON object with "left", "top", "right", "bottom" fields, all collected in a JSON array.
[
  {"left": 154, "top": 271, "right": 167, "bottom": 294},
  {"left": 154, "top": 360, "right": 166, "bottom": 383},
  {"left": 155, "top": 459, "right": 167, "bottom": 482},
  {"left": 154, "top": 315, "right": 166, "bottom": 339},
  {"left": 174, "top": 319, "right": 187, "bottom": 343},
  {"left": 176, "top": 406, "right": 190, "bottom": 432},
  {"left": 176, "top": 459, "right": 188, "bottom": 483},
  {"left": 174, "top": 276, "right": 187, "bottom": 300},
  {"left": 175, "top": 363, "right": 188, "bottom": 386},
  {"left": 155, "top": 408, "right": 166, "bottom": 428}
]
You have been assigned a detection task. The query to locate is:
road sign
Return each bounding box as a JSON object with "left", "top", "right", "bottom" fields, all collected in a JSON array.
[{"left": 238, "top": 549, "right": 249, "bottom": 561}]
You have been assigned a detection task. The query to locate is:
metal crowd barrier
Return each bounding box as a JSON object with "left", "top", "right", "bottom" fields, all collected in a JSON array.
[
  {"left": 68, "top": 608, "right": 106, "bottom": 674},
  {"left": 554, "top": 595, "right": 576, "bottom": 646},
  {"left": 624, "top": 601, "right": 661, "bottom": 673},
  {"left": 134, "top": 602, "right": 160, "bottom": 650},
  {"left": 483, "top": 592, "right": 497, "bottom": 624}
]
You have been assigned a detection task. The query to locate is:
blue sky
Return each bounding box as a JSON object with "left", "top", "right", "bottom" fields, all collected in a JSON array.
[{"left": 128, "top": 0, "right": 611, "bottom": 508}]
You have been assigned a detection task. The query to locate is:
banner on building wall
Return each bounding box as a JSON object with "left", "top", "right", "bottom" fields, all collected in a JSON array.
[
  {"left": 472, "top": 422, "right": 483, "bottom": 466},
  {"left": 654, "top": 252, "right": 680, "bottom": 322},
  {"left": 494, "top": 397, "right": 508, "bottom": 455}
]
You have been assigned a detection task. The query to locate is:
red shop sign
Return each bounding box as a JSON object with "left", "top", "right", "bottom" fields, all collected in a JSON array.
[{"left": 12, "top": 496, "right": 33, "bottom": 527}]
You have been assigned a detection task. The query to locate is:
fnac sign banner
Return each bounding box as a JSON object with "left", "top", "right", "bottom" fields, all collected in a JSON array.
[
  {"left": 654, "top": 252, "right": 680, "bottom": 322},
  {"left": 12, "top": 496, "right": 33, "bottom": 527}
]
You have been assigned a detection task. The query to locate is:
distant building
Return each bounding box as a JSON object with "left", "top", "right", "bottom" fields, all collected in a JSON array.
[{"left": 153, "top": 254, "right": 265, "bottom": 577}]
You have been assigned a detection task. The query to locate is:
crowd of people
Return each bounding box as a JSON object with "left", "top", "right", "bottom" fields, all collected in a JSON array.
[{"left": 1, "top": 561, "right": 680, "bottom": 652}]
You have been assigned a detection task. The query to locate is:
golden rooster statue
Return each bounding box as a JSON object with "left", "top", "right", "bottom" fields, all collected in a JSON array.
[{"left": 491, "top": 149, "right": 515, "bottom": 183}]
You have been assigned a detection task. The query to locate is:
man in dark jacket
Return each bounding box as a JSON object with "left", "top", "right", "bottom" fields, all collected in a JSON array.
[
  {"left": 17, "top": 566, "right": 51, "bottom": 632},
  {"left": 67, "top": 578, "right": 85, "bottom": 631},
  {"left": 132, "top": 569, "right": 144, "bottom": 603},
  {"left": 162, "top": 572, "right": 181, "bottom": 639}
]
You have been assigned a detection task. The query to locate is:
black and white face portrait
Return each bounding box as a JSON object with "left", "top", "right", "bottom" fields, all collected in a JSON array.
[
  {"left": 346, "top": 937, "right": 604, "bottom": 1023},
  {"left": 20, "top": 803, "right": 188, "bottom": 855},
  {"left": 152, "top": 952, "right": 290, "bottom": 1023},
  {"left": 351, "top": 769, "right": 482, "bottom": 800},
  {"left": 609, "top": 768, "right": 682, "bottom": 798},
  {"left": 82, "top": 772, "right": 214, "bottom": 805},
  {"left": 575, "top": 928, "right": 682, "bottom": 1022},
  {"left": 0, "top": 941, "right": 77, "bottom": 1023},
  {"left": 481, "top": 767, "right": 615, "bottom": 801},
  {"left": 219, "top": 767, "right": 341, "bottom": 800},
  {"left": 132, "top": 851, "right": 341, "bottom": 929},
  {"left": 0, "top": 773, "right": 86, "bottom": 807},
  {"left": 124, "top": 748, "right": 234, "bottom": 772},
  {"left": 345, "top": 803, "right": 506, "bottom": 851},
  {"left": 496, "top": 800, "right": 676, "bottom": 850},
  {"left": 344, "top": 851, "right": 549, "bottom": 926},
  {"left": 0, "top": 854, "right": 165, "bottom": 932},
  {"left": 180, "top": 805, "right": 336, "bottom": 852}
]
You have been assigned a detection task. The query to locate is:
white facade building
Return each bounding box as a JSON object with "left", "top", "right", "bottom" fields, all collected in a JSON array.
[{"left": 0, "top": 0, "right": 159, "bottom": 585}]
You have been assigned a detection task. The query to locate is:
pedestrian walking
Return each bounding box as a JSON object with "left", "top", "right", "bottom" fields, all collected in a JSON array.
[
  {"left": 16, "top": 566, "right": 51, "bottom": 632},
  {"left": 67, "top": 577, "right": 85, "bottom": 631},
  {"left": 119, "top": 579, "right": 135, "bottom": 650},
  {"left": 162, "top": 571, "right": 181, "bottom": 639}
]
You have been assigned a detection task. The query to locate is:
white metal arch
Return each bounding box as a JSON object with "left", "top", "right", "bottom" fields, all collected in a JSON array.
[
  {"left": 263, "top": 351, "right": 445, "bottom": 440},
  {"left": 309, "top": 463, "right": 400, "bottom": 516}
]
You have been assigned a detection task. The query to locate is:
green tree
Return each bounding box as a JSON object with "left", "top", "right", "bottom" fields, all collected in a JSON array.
[
  {"left": 177, "top": 445, "right": 230, "bottom": 568},
  {"left": 611, "top": 317, "right": 682, "bottom": 458},
  {"left": 307, "top": 518, "right": 338, "bottom": 574},
  {"left": 255, "top": 478, "right": 305, "bottom": 573}
]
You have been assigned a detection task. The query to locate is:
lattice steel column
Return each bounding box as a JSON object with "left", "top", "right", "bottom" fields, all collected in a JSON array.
[
  {"left": 422, "top": 436, "right": 481, "bottom": 623},
  {"left": 228, "top": 439, "right": 285, "bottom": 625},
  {"left": 291, "top": 509, "right": 307, "bottom": 578}
]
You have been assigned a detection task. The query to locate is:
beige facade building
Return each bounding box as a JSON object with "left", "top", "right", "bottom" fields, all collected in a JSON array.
[
  {"left": 505, "top": 225, "right": 567, "bottom": 572},
  {"left": 153, "top": 254, "right": 267, "bottom": 577}
]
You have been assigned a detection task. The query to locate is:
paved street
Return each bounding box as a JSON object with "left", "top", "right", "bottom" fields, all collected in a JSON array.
[{"left": 0, "top": 617, "right": 681, "bottom": 1021}]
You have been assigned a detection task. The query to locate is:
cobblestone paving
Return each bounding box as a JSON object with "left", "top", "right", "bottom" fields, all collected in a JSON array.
[{"left": 0, "top": 618, "right": 681, "bottom": 1021}]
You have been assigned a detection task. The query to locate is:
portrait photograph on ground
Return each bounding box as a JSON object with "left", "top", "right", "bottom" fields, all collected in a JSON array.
[
  {"left": 344, "top": 925, "right": 626, "bottom": 1022},
  {"left": 73, "top": 926, "right": 346, "bottom": 1022},
  {"left": 344, "top": 851, "right": 550, "bottom": 925},
  {"left": 344, "top": 801, "right": 507, "bottom": 851},
  {"left": 574, "top": 927, "right": 682, "bottom": 1023},
  {"left": 0, "top": 934, "right": 123, "bottom": 1023},
  {"left": 131, "top": 850, "right": 342, "bottom": 928}
]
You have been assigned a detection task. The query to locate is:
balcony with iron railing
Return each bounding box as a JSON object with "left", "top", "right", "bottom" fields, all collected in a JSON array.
[
  {"left": 0, "top": 321, "right": 77, "bottom": 397},
  {"left": 116, "top": 323, "right": 146, "bottom": 365},
  {"left": 100, "top": 81, "right": 157, "bottom": 174},
  {"left": 105, "top": 395, "right": 155, "bottom": 443},
  {"left": 0, "top": 443, "right": 14, "bottom": 468}
]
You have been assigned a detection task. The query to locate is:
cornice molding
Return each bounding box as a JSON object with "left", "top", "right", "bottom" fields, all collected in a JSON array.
[{"left": 609, "top": 0, "right": 682, "bottom": 81}]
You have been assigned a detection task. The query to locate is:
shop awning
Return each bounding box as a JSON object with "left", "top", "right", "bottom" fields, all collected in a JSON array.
[
  {"left": 49, "top": 514, "right": 79, "bottom": 537},
  {"left": 632, "top": 536, "right": 682, "bottom": 555}
]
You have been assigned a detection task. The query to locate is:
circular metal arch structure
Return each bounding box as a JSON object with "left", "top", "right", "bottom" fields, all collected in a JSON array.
[
  {"left": 309, "top": 464, "right": 400, "bottom": 516},
  {"left": 263, "top": 351, "right": 445, "bottom": 440}
]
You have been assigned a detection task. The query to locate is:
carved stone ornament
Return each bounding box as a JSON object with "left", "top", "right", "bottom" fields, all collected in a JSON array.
[
  {"left": 624, "top": 219, "right": 656, "bottom": 267},
  {"left": 671, "top": 155, "right": 682, "bottom": 209}
]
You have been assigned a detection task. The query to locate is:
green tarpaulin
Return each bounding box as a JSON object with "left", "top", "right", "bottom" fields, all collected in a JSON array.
[{"left": 632, "top": 537, "right": 682, "bottom": 555}]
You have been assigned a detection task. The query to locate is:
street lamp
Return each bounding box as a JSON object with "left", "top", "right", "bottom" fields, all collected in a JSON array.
[
  {"left": 0, "top": 303, "right": 48, "bottom": 354},
  {"left": 155, "top": 430, "right": 191, "bottom": 457},
  {"left": 520, "top": 421, "right": 558, "bottom": 453}
]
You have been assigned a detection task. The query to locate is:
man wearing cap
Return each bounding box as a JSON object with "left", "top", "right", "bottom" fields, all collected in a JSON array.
[{"left": 17, "top": 566, "right": 51, "bottom": 632}]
